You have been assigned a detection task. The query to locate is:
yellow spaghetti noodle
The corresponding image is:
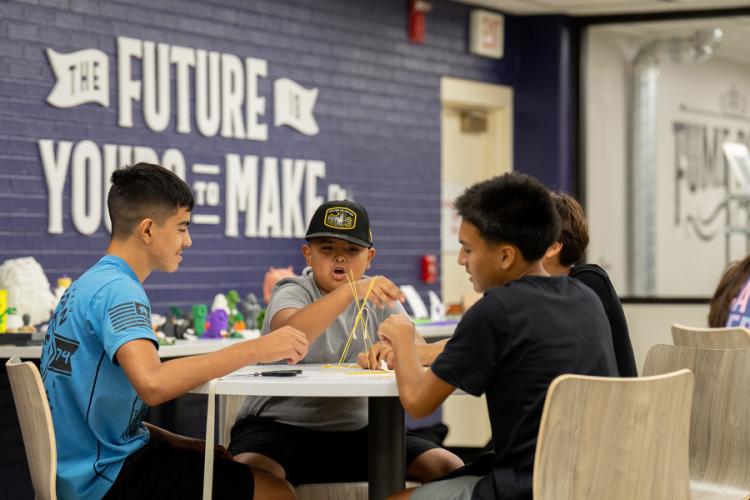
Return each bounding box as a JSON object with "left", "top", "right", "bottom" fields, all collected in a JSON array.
[
  {"left": 347, "top": 272, "right": 376, "bottom": 368},
  {"left": 337, "top": 272, "right": 376, "bottom": 368}
]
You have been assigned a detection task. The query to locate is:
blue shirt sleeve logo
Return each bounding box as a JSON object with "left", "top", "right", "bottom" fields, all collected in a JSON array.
[{"left": 108, "top": 302, "right": 152, "bottom": 334}]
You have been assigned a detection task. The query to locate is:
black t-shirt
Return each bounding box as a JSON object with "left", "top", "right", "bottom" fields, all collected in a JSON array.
[
  {"left": 431, "top": 275, "right": 617, "bottom": 500},
  {"left": 570, "top": 264, "right": 638, "bottom": 377}
]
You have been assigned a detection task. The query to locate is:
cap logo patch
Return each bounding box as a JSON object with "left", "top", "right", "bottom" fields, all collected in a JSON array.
[{"left": 324, "top": 207, "right": 356, "bottom": 230}]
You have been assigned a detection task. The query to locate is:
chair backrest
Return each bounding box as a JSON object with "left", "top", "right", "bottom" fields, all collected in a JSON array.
[
  {"left": 6, "top": 356, "right": 57, "bottom": 500},
  {"left": 672, "top": 323, "right": 750, "bottom": 349},
  {"left": 533, "top": 370, "right": 693, "bottom": 500},
  {"left": 643, "top": 345, "right": 750, "bottom": 493}
]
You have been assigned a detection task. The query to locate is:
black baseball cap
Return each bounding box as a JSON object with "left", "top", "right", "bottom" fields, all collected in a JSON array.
[{"left": 305, "top": 200, "right": 373, "bottom": 248}]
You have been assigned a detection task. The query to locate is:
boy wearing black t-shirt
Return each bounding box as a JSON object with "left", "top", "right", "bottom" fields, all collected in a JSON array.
[{"left": 380, "top": 173, "right": 617, "bottom": 500}]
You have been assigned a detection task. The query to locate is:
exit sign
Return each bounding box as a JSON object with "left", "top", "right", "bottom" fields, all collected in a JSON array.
[{"left": 470, "top": 10, "right": 504, "bottom": 59}]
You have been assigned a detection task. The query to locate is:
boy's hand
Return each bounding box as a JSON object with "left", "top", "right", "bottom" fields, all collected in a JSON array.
[
  {"left": 254, "top": 326, "right": 309, "bottom": 364},
  {"left": 357, "top": 342, "right": 394, "bottom": 370},
  {"left": 355, "top": 276, "right": 405, "bottom": 308},
  {"left": 377, "top": 314, "right": 416, "bottom": 351}
]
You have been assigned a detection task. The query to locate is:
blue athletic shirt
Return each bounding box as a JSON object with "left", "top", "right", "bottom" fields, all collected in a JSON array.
[{"left": 41, "top": 255, "right": 158, "bottom": 500}]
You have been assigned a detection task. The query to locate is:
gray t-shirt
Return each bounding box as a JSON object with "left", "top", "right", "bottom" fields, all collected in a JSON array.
[{"left": 236, "top": 267, "right": 407, "bottom": 431}]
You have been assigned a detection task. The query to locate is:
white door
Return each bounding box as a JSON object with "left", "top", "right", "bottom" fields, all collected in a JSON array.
[{"left": 441, "top": 77, "right": 513, "bottom": 306}]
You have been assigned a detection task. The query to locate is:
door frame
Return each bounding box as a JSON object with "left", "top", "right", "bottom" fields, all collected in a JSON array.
[{"left": 441, "top": 76, "right": 513, "bottom": 175}]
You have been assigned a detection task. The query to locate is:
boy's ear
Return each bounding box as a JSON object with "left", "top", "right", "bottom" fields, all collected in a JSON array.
[
  {"left": 498, "top": 244, "right": 516, "bottom": 270},
  {"left": 137, "top": 218, "right": 154, "bottom": 244},
  {"left": 301, "top": 243, "right": 312, "bottom": 266},
  {"left": 366, "top": 247, "right": 376, "bottom": 269},
  {"left": 545, "top": 241, "right": 563, "bottom": 259}
]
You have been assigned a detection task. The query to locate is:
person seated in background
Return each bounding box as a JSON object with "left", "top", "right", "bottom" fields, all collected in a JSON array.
[
  {"left": 378, "top": 173, "right": 617, "bottom": 500},
  {"left": 229, "top": 199, "right": 463, "bottom": 487},
  {"left": 41, "top": 163, "right": 308, "bottom": 500},
  {"left": 542, "top": 192, "right": 637, "bottom": 376},
  {"left": 708, "top": 254, "right": 750, "bottom": 327}
]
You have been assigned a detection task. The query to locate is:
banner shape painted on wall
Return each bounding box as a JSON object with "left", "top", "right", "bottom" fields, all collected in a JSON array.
[
  {"left": 274, "top": 78, "right": 320, "bottom": 136},
  {"left": 39, "top": 37, "right": 342, "bottom": 238},
  {"left": 46, "top": 48, "right": 110, "bottom": 108}
]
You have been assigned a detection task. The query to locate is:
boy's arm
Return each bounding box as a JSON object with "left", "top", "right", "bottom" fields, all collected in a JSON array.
[
  {"left": 270, "top": 276, "right": 404, "bottom": 343},
  {"left": 144, "top": 422, "right": 232, "bottom": 458},
  {"left": 116, "top": 326, "right": 308, "bottom": 406},
  {"left": 378, "top": 315, "right": 455, "bottom": 418},
  {"left": 421, "top": 339, "right": 447, "bottom": 360}
]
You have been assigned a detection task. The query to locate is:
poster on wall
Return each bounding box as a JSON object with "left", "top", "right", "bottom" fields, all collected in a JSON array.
[
  {"left": 658, "top": 60, "right": 750, "bottom": 297},
  {"left": 585, "top": 26, "right": 750, "bottom": 299}
]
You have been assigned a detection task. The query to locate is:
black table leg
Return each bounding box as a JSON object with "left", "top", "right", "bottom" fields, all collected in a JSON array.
[{"left": 369, "top": 397, "right": 405, "bottom": 500}]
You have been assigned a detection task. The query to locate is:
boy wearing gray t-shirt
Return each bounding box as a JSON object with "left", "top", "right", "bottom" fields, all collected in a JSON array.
[{"left": 229, "top": 200, "right": 463, "bottom": 486}]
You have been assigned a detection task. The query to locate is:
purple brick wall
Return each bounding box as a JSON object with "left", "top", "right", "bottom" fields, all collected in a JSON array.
[{"left": 0, "top": 0, "right": 523, "bottom": 313}]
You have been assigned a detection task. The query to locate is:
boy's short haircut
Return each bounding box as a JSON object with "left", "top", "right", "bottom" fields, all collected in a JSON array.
[
  {"left": 454, "top": 172, "right": 560, "bottom": 261},
  {"left": 108, "top": 163, "right": 194, "bottom": 238},
  {"left": 552, "top": 192, "right": 589, "bottom": 267}
]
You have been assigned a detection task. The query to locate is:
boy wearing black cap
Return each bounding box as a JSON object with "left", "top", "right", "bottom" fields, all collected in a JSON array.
[{"left": 228, "top": 200, "right": 463, "bottom": 486}]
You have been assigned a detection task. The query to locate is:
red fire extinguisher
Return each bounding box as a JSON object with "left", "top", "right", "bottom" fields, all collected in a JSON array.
[
  {"left": 409, "top": 0, "right": 432, "bottom": 44},
  {"left": 421, "top": 254, "right": 438, "bottom": 284}
]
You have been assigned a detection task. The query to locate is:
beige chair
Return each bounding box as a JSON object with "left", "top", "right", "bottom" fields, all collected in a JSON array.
[
  {"left": 6, "top": 356, "right": 57, "bottom": 500},
  {"left": 672, "top": 323, "right": 750, "bottom": 349},
  {"left": 533, "top": 370, "right": 693, "bottom": 500},
  {"left": 643, "top": 345, "right": 750, "bottom": 499},
  {"left": 219, "top": 395, "right": 369, "bottom": 500}
]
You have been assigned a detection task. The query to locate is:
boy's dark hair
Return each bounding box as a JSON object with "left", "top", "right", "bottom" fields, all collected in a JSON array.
[
  {"left": 708, "top": 255, "right": 750, "bottom": 327},
  {"left": 552, "top": 192, "right": 589, "bottom": 267},
  {"left": 454, "top": 172, "right": 560, "bottom": 261},
  {"left": 108, "top": 163, "right": 194, "bottom": 238}
]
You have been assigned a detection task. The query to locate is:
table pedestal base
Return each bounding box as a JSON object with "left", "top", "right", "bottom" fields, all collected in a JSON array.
[{"left": 368, "top": 397, "right": 406, "bottom": 500}]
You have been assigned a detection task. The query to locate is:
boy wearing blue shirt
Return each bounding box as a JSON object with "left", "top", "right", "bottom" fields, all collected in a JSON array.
[{"left": 41, "top": 163, "right": 308, "bottom": 500}]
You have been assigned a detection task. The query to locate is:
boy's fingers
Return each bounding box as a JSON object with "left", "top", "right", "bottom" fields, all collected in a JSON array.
[
  {"left": 377, "top": 296, "right": 391, "bottom": 309},
  {"left": 385, "top": 350, "right": 394, "bottom": 368},
  {"left": 372, "top": 344, "right": 394, "bottom": 368},
  {"left": 295, "top": 341, "right": 307, "bottom": 356},
  {"left": 372, "top": 287, "right": 393, "bottom": 308},
  {"left": 369, "top": 348, "right": 381, "bottom": 368},
  {"left": 356, "top": 352, "right": 369, "bottom": 368},
  {"left": 381, "top": 280, "right": 405, "bottom": 300},
  {"left": 368, "top": 289, "right": 383, "bottom": 306}
]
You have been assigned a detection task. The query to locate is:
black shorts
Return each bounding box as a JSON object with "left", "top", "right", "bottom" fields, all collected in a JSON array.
[
  {"left": 103, "top": 438, "right": 254, "bottom": 500},
  {"left": 228, "top": 415, "right": 439, "bottom": 486}
]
